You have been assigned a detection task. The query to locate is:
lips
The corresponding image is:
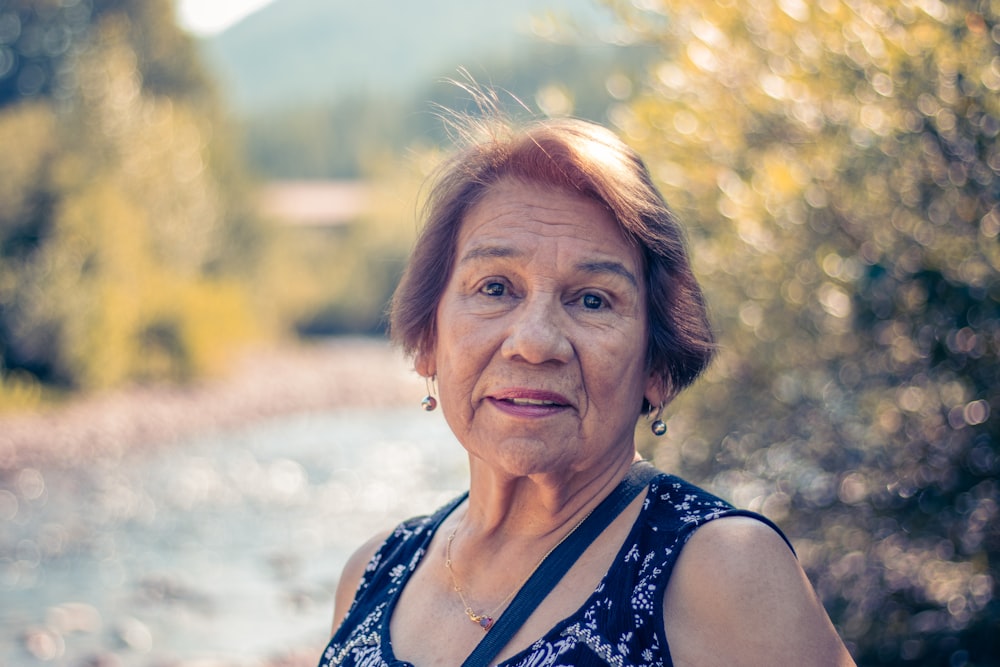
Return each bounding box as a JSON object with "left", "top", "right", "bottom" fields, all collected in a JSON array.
[{"left": 487, "top": 388, "right": 572, "bottom": 414}]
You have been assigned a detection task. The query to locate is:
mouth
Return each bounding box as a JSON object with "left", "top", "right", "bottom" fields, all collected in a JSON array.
[
  {"left": 504, "top": 397, "right": 565, "bottom": 407},
  {"left": 487, "top": 389, "right": 572, "bottom": 414}
]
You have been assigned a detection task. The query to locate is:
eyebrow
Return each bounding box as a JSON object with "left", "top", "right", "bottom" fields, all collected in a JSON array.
[
  {"left": 459, "top": 245, "right": 518, "bottom": 263},
  {"left": 459, "top": 246, "right": 639, "bottom": 289},
  {"left": 577, "top": 260, "right": 639, "bottom": 289}
]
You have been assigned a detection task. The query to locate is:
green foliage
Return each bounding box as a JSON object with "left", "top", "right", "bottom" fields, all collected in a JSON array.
[
  {"left": 0, "top": 0, "right": 271, "bottom": 402},
  {"left": 0, "top": 0, "right": 213, "bottom": 108},
  {"left": 0, "top": 0, "right": 86, "bottom": 106},
  {"left": 613, "top": 0, "right": 999, "bottom": 663}
]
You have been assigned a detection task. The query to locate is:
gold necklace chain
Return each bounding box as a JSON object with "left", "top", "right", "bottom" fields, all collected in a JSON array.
[
  {"left": 443, "top": 508, "right": 596, "bottom": 632},
  {"left": 444, "top": 529, "right": 518, "bottom": 631}
]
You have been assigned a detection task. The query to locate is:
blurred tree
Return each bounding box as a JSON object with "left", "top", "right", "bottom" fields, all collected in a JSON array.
[
  {"left": 613, "top": 0, "right": 999, "bottom": 663},
  {"left": 0, "top": 0, "right": 87, "bottom": 106},
  {"left": 613, "top": 0, "right": 1000, "bottom": 665},
  {"left": 0, "top": 0, "right": 269, "bottom": 399}
]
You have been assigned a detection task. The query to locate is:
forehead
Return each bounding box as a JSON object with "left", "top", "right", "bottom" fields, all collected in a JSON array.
[{"left": 457, "top": 178, "right": 641, "bottom": 269}]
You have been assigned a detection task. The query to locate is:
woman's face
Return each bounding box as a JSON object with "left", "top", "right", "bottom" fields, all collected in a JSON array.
[{"left": 417, "top": 177, "right": 659, "bottom": 478}]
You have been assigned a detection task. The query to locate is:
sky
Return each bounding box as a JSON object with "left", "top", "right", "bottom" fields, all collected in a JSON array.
[{"left": 176, "top": 0, "right": 278, "bottom": 35}]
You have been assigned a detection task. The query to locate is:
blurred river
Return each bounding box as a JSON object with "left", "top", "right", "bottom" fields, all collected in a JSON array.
[{"left": 1, "top": 408, "right": 468, "bottom": 667}]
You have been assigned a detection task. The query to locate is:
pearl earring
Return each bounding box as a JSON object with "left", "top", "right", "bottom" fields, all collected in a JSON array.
[
  {"left": 421, "top": 376, "right": 437, "bottom": 412},
  {"left": 651, "top": 404, "right": 667, "bottom": 436}
]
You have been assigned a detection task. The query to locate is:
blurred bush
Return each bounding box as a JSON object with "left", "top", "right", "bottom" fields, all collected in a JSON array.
[
  {"left": 0, "top": 0, "right": 271, "bottom": 406},
  {"left": 613, "top": 0, "right": 999, "bottom": 663}
]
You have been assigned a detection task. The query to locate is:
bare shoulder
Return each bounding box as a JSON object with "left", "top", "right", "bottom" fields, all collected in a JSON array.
[
  {"left": 330, "top": 530, "right": 393, "bottom": 635},
  {"left": 663, "top": 516, "right": 856, "bottom": 666}
]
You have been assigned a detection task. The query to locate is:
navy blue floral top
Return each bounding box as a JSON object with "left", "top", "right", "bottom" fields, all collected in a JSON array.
[{"left": 319, "top": 472, "right": 791, "bottom": 667}]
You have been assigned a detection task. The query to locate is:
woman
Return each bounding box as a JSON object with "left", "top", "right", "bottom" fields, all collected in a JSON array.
[{"left": 320, "top": 115, "right": 856, "bottom": 666}]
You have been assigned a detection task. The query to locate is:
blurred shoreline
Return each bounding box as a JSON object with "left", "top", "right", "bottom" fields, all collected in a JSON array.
[{"left": 0, "top": 336, "right": 424, "bottom": 472}]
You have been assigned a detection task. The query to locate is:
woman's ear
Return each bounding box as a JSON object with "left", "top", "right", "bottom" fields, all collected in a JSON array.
[
  {"left": 414, "top": 343, "right": 436, "bottom": 378},
  {"left": 644, "top": 373, "right": 671, "bottom": 413}
]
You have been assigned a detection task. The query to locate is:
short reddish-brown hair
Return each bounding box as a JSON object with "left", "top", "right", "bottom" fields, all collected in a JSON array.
[{"left": 389, "top": 115, "right": 715, "bottom": 407}]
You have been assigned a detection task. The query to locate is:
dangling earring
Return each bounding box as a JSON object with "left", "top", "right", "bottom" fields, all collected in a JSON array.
[
  {"left": 421, "top": 376, "right": 438, "bottom": 412},
  {"left": 650, "top": 403, "right": 667, "bottom": 436}
]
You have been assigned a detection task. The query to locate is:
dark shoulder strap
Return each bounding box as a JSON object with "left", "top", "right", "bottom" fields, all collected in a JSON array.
[
  {"left": 715, "top": 508, "right": 796, "bottom": 555},
  {"left": 461, "top": 461, "right": 659, "bottom": 667}
]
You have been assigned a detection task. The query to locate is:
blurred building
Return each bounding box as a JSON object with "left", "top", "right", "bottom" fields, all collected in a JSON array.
[{"left": 258, "top": 181, "right": 370, "bottom": 227}]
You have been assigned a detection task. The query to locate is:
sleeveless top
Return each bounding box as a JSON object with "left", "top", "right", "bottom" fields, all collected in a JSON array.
[{"left": 318, "top": 472, "right": 792, "bottom": 667}]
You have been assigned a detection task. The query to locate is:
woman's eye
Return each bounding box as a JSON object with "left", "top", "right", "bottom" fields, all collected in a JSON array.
[
  {"left": 581, "top": 294, "right": 604, "bottom": 310},
  {"left": 481, "top": 282, "right": 506, "bottom": 297}
]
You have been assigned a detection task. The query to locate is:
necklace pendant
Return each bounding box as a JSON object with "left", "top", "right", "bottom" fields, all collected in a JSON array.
[{"left": 466, "top": 611, "right": 494, "bottom": 631}]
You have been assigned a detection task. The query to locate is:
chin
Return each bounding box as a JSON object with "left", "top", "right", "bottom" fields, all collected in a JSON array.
[{"left": 472, "top": 438, "right": 577, "bottom": 478}]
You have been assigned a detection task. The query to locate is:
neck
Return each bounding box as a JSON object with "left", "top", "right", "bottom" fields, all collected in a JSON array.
[
  {"left": 441, "top": 450, "right": 642, "bottom": 631},
  {"left": 461, "top": 449, "right": 640, "bottom": 542}
]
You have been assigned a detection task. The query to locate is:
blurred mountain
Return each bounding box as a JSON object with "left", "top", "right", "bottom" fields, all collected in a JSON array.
[{"left": 198, "top": 0, "right": 624, "bottom": 114}]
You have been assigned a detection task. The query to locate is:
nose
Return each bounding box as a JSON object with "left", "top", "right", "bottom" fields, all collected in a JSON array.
[{"left": 500, "top": 294, "right": 574, "bottom": 365}]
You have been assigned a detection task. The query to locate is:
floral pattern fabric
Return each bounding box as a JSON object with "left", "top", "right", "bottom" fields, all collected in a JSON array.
[{"left": 318, "top": 472, "right": 790, "bottom": 667}]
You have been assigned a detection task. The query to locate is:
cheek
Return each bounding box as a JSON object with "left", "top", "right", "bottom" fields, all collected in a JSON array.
[
  {"left": 585, "top": 329, "right": 649, "bottom": 402},
  {"left": 438, "top": 295, "right": 501, "bottom": 354},
  {"left": 435, "top": 313, "right": 491, "bottom": 393}
]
